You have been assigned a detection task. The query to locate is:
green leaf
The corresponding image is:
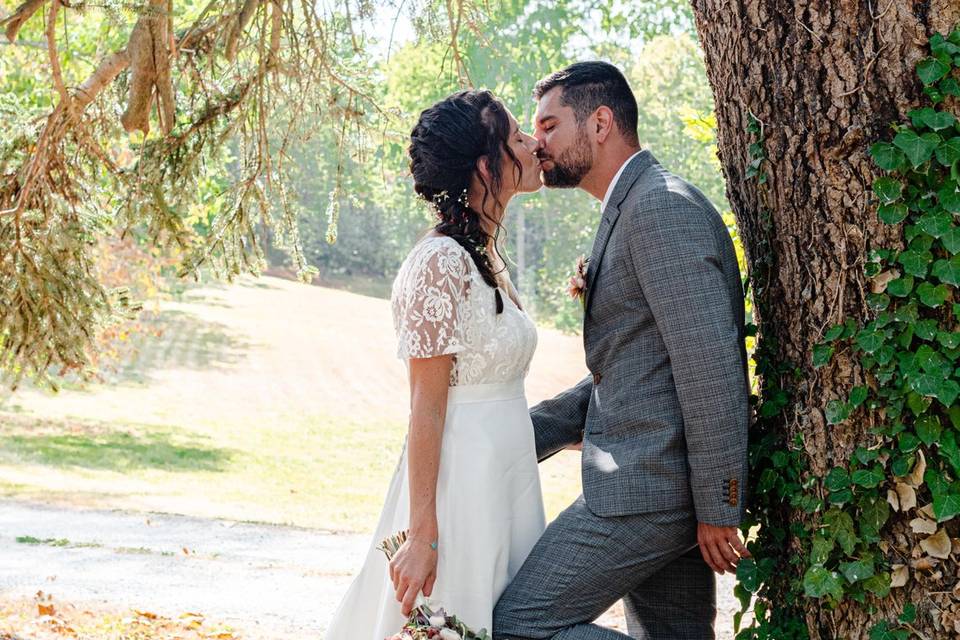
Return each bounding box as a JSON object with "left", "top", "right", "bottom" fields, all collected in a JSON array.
[
  {"left": 849, "top": 385, "right": 868, "bottom": 408},
  {"left": 938, "top": 331, "right": 960, "bottom": 350},
  {"left": 852, "top": 465, "right": 885, "bottom": 489},
  {"left": 937, "top": 137, "right": 960, "bottom": 166},
  {"left": 825, "top": 467, "right": 850, "bottom": 491},
  {"left": 855, "top": 446, "right": 880, "bottom": 464},
  {"left": 918, "top": 57, "right": 951, "bottom": 85},
  {"left": 862, "top": 571, "right": 891, "bottom": 597},
  {"left": 736, "top": 557, "right": 760, "bottom": 592},
  {"left": 840, "top": 558, "right": 875, "bottom": 583},
  {"left": 885, "top": 276, "right": 914, "bottom": 297},
  {"left": 891, "top": 452, "right": 915, "bottom": 474},
  {"left": 813, "top": 343, "right": 834, "bottom": 368},
  {"left": 894, "top": 129, "right": 941, "bottom": 167},
  {"left": 869, "top": 621, "right": 909, "bottom": 640},
  {"left": 915, "top": 319, "right": 939, "bottom": 341},
  {"left": 916, "top": 344, "right": 948, "bottom": 374},
  {"left": 916, "top": 415, "right": 942, "bottom": 445},
  {"left": 933, "top": 491, "right": 960, "bottom": 521},
  {"left": 826, "top": 400, "right": 851, "bottom": 425},
  {"left": 937, "top": 182, "right": 960, "bottom": 213},
  {"left": 870, "top": 142, "right": 906, "bottom": 171},
  {"left": 941, "top": 77, "right": 960, "bottom": 97},
  {"left": 917, "top": 282, "right": 951, "bottom": 307},
  {"left": 830, "top": 488, "right": 854, "bottom": 505},
  {"left": 898, "top": 432, "right": 921, "bottom": 454},
  {"left": 803, "top": 565, "right": 844, "bottom": 600},
  {"left": 940, "top": 430, "right": 960, "bottom": 476},
  {"left": 918, "top": 108, "right": 958, "bottom": 131},
  {"left": 824, "top": 508, "right": 859, "bottom": 555},
  {"left": 872, "top": 177, "right": 903, "bottom": 203},
  {"left": 857, "top": 329, "right": 885, "bottom": 353},
  {"left": 942, "top": 226, "right": 960, "bottom": 254},
  {"left": 810, "top": 534, "right": 835, "bottom": 564},
  {"left": 918, "top": 211, "right": 953, "bottom": 237},
  {"left": 937, "top": 379, "right": 960, "bottom": 407},
  {"left": 824, "top": 324, "right": 845, "bottom": 342},
  {"left": 899, "top": 603, "right": 917, "bottom": 624},
  {"left": 877, "top": 203, "right": 909, "bottom": 225},
  {"left": 897, "top": 248, "right": 933, "bottom": 277},
  {"left": 933, "top": 255, "right": 960, "bottom": 285}
]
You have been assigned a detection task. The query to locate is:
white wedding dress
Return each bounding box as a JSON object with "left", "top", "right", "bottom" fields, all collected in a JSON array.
[{"left": 325, "top": 234, "right": 546, "bottom": 639}]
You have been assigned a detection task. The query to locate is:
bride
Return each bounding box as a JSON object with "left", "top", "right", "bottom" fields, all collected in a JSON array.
[{"left": 325, "top": 89, "right": 546, "bottom": 639}]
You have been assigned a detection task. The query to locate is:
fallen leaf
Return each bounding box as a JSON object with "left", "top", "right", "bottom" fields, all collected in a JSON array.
[
  {"left": 872, "top": 269, "right": 900, "bottom": 293},
  {"left": 891, "top": 563, "right": 909, "bottom": 587},
  {"left": 896, "top": 482, "right": 917, "bottom": 512},
  {"left": 135, "top": 610, "right": 158, "bottom": 620},
  {"left": 911, "top": 517, "right": 938, "bottom": 535},
  {"left": 182, "top": 547, "right": 191, "bottom": 555},
  {"left": 912, "top": 555, "right": 938, "bottom": 571},
  {"left": 37, "top": 603, "right": 55, "bottom": 616},
  {"left": 908, "top": 450, "right": 927, "bottom": 488},
  {"left": 919, "top": 502, "right": 936, "bottom": 519},
  {"left": 921, "top": 528, "right": 952, "bottom": 559},
  {"left": 887, "top": 489, "right": 900, "bottom": 511}
]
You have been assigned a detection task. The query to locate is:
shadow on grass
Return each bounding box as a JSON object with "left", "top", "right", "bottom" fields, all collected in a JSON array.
[
  {"left": 106, "top": 308, "right": 254, "bottom": 386},
  {"left": 0, "top": 416, "right": 234, "bottom": 473}
]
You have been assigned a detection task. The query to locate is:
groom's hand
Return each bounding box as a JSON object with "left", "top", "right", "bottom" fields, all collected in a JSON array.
[
  {"left": 697, "top": 522, "right": 751, "bottom": 574},
  {"left": 389, "top": 537, "right": 438, "bottom": 616}
]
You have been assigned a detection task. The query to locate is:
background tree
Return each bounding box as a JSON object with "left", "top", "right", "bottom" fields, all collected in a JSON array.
[{"left": 691, "top": 1, "right": 960, "bottom": 637}]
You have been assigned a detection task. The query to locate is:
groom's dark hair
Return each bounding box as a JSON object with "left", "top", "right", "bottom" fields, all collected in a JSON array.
[{"left": 534, "top": 61, "right": 639, "bottom": 145}]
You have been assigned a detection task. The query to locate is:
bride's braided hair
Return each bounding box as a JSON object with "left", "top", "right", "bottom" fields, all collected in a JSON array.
[{"left": 409, "top": 90, "right": 524, "bottom": 314}]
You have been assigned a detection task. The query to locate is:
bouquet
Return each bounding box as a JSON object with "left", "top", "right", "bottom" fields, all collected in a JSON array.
[{"left": 378, "top": 531, "right": 490, "bottom": 640}]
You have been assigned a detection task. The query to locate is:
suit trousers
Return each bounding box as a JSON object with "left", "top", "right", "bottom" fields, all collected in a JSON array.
[{"left": 493, "top": 495, "right": 715, "bottom": 640}]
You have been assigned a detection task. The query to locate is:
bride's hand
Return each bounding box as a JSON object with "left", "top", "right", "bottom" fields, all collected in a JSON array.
[{"left": 388, "top": 536, "right": 438, "bottom": 616}]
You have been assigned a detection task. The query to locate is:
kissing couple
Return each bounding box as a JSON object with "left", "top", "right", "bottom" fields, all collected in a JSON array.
[{"left": 326, "top": 61, "right": 751, "bottom": 640}]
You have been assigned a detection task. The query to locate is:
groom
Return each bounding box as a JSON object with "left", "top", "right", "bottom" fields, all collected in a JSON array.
[{"left": 493, "top": 62, "right": 750, "bottom": 639}]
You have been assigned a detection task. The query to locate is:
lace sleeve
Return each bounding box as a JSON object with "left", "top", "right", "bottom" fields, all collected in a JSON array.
[{"left": 393, "top": 239, "right": 472, "bottom": 360}]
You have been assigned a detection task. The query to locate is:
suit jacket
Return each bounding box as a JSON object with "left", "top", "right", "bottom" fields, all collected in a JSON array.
[{"left": 531, "top": 150, "right": 749, "bottom": 526}]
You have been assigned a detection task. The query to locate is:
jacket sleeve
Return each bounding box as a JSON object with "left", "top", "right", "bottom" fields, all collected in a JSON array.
[
  {"left": 626, "top": 192, "right": 748, "bottom": 526},
  {"left": 530, "top": 375, "right": 592, "bottom": 462}
]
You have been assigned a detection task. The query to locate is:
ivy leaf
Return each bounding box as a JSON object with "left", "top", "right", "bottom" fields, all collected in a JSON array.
[
  {"left": 736, "top": 557, "right": 760, "bottom": 592},
  {"left": 939, "top": 430, "right": 960, "bottom": 476},
  {"left": 872, "top": 177, "right": 903, "bottom": 203},
  {"left": 824, "top": 508, "right": 859, "bottom": 555},
  {"left": 918, "top": 108, "right": 958, "bottom": 131},
  {"left": 898, "top": 432, "right": 921, "bottom": 454},
  {"left": 899, "top": 603, "right": 917, "bottom": 624},
  {"left": 826, "top": 400, "right": 852, "bottom": 425},
  {"left": 918, "top": 211, "right": 953, "bottom": 238},
  {"left": 893, "top": 130, "right": 941, "bottom": 167},
  {"left": 915, "top": 319, "right": 939, "bottom": 341},
  {"left": 937, "top": 137, "right": 960, "bottom": 166},
  {"left": 849, "top": 385, "right": 868, "bottom": 408},
  {"left": 862, "top": 571, "right": 891, "bottom": 597},
  {"left": 869, "top": 621, "right": 909, "bottom": 640},
  {"left": 918, "top": 57, "right": 952, "bottom": 85},
  {"left": 932, "top": 256, "right": 960, "bottom": 285},
  {"left": 813, "top": 343, "right": 834, "bottom": 368},
  {"left": 942, "top": 226, "right": 960, "bottom": 254},
  {"left": 867, "top": 292, "right": 890, "bottom": 311},
  {"left": 937, "top": 379, "right": 960, "bottom": 407},
  {"left": 897, "top": 248, "right": 933, "bottom": 277},
  {"left": 937, "top": 182, "right": 960, "bottom": 213},
  {"left": 932, "top": 491, "right": 960, "bottom": 522},
  {"left": 885, "top": 276, "right": 914, "bottom": 297},
  {"left": 857, "top": 329, "right": 885, "bottom": 353},
  {"left": 940, "top": 77, "right": 960, "bottom": 97},
  {"left": 825, "top": 467, "right": 850, "bottom": 491},
  {"left": 852, "top": 465, "right": 885, "bottom": 489},
  {"left": 830, "top": 488, "right": 854, "bottom": 505},
  {"left": 823, "top": 324, "right": 845, "bottom": 342},
  {"left": 869, "top": 142, "right": 906, "bottom": 171},
  {"left": 916, "top": 415, "right": 942, "bottom": 445},
  {"left": 840, "top": 558, "right": 875, "bottom": 583},
  {"left": 877, "top": 204, "right": 909, "bottom": 225},
  {"left": 803, "top": 565, "right": 844, "bottom": 600},
  {"left": 938, "top": 331, "right": 960, "bottom": 350},
  {"left": 916, "top": 344, "right": 948, "bottom": 374},
  {"left": 916, "top": 282, "right": 951, "bottom": 308}
]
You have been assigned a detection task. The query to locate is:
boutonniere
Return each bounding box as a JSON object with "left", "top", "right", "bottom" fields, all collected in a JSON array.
[{"left": 567, "top": 254, "right": 589, "bottom": 307}]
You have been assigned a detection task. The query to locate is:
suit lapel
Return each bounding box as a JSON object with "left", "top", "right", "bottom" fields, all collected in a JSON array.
[{"left": 583, "top": 151, "right": 657, "bottom": 314}]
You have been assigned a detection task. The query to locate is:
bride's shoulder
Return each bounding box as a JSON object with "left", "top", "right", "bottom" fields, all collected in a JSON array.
[{"left": 402, "top": 233, "right": 471, "bottom": 269}]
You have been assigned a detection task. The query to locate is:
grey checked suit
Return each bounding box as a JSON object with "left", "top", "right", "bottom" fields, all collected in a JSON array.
[{"left": 494, "top": 151, "right": 749, "bottom": 640}]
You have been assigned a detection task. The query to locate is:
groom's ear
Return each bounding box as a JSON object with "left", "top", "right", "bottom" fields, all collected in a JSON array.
[{"left": 594, "top": 106, "right": 615, "bottom": 144}]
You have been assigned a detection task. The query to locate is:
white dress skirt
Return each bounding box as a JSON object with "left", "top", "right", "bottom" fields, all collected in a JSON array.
[{"left": 325, "top": 235, "right": 546, "bottom": 639}]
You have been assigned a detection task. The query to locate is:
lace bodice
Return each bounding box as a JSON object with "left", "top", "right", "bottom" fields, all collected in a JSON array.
[{"left": 391, "top": 235, "right": 537, "bottom": 386}]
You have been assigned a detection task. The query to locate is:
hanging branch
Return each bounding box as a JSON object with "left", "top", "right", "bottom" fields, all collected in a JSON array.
[{"left": 1, "top": 0, "right": 49, "bottom": 43}]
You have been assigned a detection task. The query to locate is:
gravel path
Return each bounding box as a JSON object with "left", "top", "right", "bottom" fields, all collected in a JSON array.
[{"left": 0, "top": 501, "right": 742, "bottom": 639}]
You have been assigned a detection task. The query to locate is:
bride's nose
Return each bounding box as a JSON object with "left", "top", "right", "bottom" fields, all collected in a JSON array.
[{"left": 520, "top": 132, "right": 538, "bottom": 154}]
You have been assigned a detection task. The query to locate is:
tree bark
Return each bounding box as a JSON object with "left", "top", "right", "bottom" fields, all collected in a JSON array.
[{"left": 691, "top": 1, "right": 960, "bottom": 637}]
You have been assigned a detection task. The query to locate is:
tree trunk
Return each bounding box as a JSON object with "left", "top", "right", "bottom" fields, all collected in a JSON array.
[{"left": 691, "top": 1, "right": 960, "bottom": 637}]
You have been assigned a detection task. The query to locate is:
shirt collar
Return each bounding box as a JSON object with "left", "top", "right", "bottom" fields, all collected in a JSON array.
[{"left": 600, "top": 150, "right": 643, "bottom": 212}]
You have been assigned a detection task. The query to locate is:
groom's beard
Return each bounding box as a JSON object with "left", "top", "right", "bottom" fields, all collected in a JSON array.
[{"left": 540, "top": 126, "right": 593, "bottom": 188}]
